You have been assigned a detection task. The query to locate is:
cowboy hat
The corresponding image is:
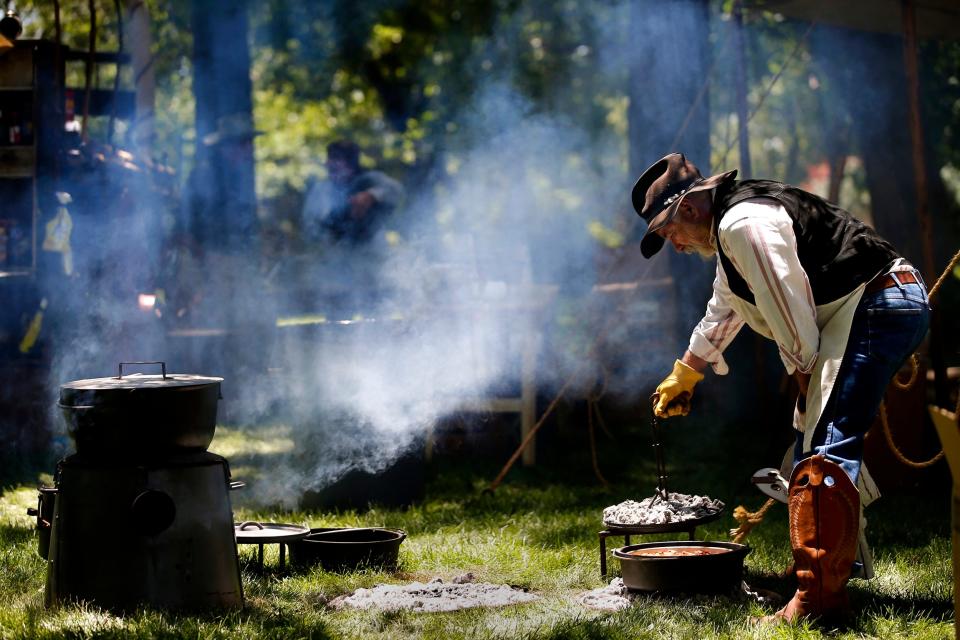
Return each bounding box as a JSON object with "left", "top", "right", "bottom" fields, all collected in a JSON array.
[{"left": 632, "top": 153, "right": 737, "bottom": 258}]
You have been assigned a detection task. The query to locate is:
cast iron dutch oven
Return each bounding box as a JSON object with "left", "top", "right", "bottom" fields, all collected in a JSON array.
[
  {"left": 614, "top": 540, "right": 750, "bottom": 593},
  {"left": 288, "top": 527, "right": 406, "bottom": 572},
  {"left": 58, "top": 361, "right": 222, "bottom": 456}
]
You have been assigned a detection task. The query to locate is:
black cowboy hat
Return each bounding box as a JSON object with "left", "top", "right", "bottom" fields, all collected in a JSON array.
[{"left": 632, "top": 153, "right": 737, "bottom": 258}]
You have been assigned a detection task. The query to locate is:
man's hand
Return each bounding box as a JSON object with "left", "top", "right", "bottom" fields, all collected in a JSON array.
[
  {"left": 794, "top": 371, "right": 810, "bottom": 397},
  {"left": 654, "top": 359, "right": 705, "bottom": 418},
  {"left": 794, "top": 371, "right": 811, "bottom": 413},
  {"left": 349, "top": 191, "right": 376, "bottom": 219}
]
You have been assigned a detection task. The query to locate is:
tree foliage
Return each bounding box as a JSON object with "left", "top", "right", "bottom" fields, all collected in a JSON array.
[{"left": 15, "top": 0, "right": 960, "bottom": 236}]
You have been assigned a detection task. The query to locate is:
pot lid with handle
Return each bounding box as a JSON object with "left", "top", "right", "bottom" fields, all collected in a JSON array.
[
  {"left": 59, "top": 361, "right": 223, "bottom": 406},
  {"left": 234, "top": 521, "right": 311, "bottom": 544}
]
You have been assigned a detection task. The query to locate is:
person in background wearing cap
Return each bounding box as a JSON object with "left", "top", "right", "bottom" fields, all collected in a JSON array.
[
  {"left": 295, "top": 140, "right": 404, "bottom": 313},
  {"left": 301, "top": 140, "right": 404, "bottom": 246},
  {"left": 633, "top": 153, "right": 930, "bottom": 624}
]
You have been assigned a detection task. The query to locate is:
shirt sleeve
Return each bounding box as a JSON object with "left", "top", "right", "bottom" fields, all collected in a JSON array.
[
  {"left": 688, "top": 261, "right": 746, "bottom": 376},
  {"left": 719, "top": 200, "right": 820, "bottom": 374},
  {"left": 363, "top": 171, "right": 405, "bottom": 208}
]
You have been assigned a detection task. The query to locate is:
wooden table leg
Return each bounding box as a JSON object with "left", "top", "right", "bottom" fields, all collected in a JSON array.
[{"left": 279, "top": 543, "right": 286, "bottom": 571}]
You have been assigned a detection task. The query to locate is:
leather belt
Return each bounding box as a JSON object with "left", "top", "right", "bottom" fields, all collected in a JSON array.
[{"left": 865, "top": 270, "right": 919, "bottom": 295}]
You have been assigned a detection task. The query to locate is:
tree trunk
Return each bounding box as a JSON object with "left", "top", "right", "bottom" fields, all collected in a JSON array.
[
  {"left": 190, "top": 0, "right": 257, "bottom": 254},
  {"left": 627, "top": 0, "right": 713, "bottom": 342},
  {"left": 811, "top": 27, "right": 922, "bottom": 261},
  {"left": 123, "top": 0, "right": 155, "bottom": 153}
]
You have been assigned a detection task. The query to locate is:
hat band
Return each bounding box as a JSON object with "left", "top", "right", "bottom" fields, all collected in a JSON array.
[{"left": 648, "top": 176, "right": 700, "bottom": 221}]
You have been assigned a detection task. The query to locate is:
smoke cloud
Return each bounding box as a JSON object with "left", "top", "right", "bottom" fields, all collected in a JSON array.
[{"left": 36, "top": 1, "right": 701, "bottom": 508}]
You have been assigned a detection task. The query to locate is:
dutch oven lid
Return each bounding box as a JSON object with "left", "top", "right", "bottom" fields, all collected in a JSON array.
[
  {"left": 234, "top": 521, "right": 311, "bottom": 544},
  {"left": 61, "top": 373, "right": 222, "bottom": 390},
  {"left": 59, "top": 362, "right": 222, "bottom": 406}
]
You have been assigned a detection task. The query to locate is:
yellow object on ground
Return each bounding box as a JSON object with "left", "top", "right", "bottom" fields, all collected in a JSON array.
[{"left": 929, "top": 405, "right": 960, "bottom": 640}]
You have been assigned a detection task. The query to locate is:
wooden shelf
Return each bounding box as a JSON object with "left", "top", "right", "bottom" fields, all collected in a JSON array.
[
  {"left": 0, "top": 269, "right": 33, "bottom": 279},
  {"left": 0, "top": 146, "right": 35, "bottom": 177}
]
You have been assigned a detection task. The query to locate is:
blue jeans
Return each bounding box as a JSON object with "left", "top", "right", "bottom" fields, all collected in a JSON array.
[{"left": 794, "top": 271, "right": 931, "bottom": 485}]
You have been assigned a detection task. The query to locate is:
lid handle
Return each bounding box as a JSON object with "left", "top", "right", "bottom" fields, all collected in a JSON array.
[
  {"left": 117, "top": 361, "right": 167, "bottom": 379},
  {"left": 238, "top": 521, "right": 264, "bottom": 530}
]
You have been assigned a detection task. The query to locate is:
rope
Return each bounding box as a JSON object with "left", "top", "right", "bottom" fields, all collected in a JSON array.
[
  {"left": 928, "top": 248, "right": 960, "bottom": 299},
  {"left": 729, "top": 497, "right": 777, "bottom": 544},
  {"left": 879, "top": 247, "right": 960, "bottom": 466},
  {"left": 879, "top": 401, "right": 944, "bottom": 468},
  {"left": 587, "top": 397, "right": 610, "bottom": 489},
  {"left": 892, "top": 354, "right": 920, "bottom": 390}
]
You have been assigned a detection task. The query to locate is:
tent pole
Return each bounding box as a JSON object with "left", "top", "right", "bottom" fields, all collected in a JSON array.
[
  {"left": 733, "top": 0, "right": 752, "bottom": 178},
  {"left": 902, "top": 0, "right": 948, "bottom": 406}
]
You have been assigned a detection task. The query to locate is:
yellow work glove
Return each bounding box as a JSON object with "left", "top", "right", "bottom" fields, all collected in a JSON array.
[{"left": 654, "top": 359, "right": 704, "bottom": 418}]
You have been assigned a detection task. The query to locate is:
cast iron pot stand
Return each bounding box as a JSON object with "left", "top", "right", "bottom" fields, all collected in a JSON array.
[{"left": 598, "top": 397, "right": 723, "bottom": 577}]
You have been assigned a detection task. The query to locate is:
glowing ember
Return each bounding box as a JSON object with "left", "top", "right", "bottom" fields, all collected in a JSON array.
[{"left": 137, "top": 293, "right": 156, "bottom": 310}]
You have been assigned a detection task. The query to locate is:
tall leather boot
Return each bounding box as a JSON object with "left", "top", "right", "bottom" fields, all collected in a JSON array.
[{"left": 765, "top": 455, "right": 860, "bottom": 624}]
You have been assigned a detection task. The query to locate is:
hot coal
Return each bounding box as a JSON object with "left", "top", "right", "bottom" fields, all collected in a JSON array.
[
  {"left": 602, "top": 492, "right": 723, "bottom": 527},
  {"left": 329, "top": 577, "right": 539, "bottom": 612}
]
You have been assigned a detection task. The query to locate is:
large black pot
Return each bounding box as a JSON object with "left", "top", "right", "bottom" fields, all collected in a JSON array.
[
  {"left": 288, "top": 527, "right": 406, "bottom": 572},
  {"left": 58, "top": 362, "right": 222, "bottom": 457},
  {"left": 614, "top": 541, "right": 750, "bottom": 593}
]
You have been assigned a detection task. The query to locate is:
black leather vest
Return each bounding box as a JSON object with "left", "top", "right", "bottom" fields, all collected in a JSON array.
[{"left": 712, "top": 180, "right": 899, "bottom": 306}]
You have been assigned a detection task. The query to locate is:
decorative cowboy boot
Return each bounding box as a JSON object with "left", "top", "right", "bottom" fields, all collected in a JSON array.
[{"left": 763, "top": 455, "right": 860, "bottom": 624}]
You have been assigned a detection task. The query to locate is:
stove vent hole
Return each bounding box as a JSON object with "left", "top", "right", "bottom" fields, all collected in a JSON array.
[{"left": 131, "top": 490, "right": 176, "bottom": 536}]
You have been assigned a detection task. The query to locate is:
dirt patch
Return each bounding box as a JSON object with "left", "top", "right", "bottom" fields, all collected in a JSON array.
[
  {"left": 329, "top": 577, "right": 539, "bottom": 612},
  {"left": 602, "top": 492, "right": 723, "bottom": 527}
]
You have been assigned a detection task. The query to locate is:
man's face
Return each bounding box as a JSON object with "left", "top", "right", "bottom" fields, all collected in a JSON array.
[
  {"left": 655, "top": 197, "right": 716, "bottom": 259},
  {"left": 326, "top": 157, "right": 356, "bottom": 185}
]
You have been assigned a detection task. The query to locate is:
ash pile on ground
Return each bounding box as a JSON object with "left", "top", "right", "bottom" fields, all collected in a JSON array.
[
  {"left": 579, "top": 578, "right": 772, "bottom": 610},
  {"left": 579, "top": 578, "right": 634, "bottom": 611},
  {"left": 602, "top": 492, "right": 724, "bottom": 527},
  {"left": 329, "top": 575, "right": 539, "bottom": 612}
]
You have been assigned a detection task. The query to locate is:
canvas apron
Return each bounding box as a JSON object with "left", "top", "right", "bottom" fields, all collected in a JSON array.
[{"left": 731, "top": 283, "right": 882, "bottom": 506}]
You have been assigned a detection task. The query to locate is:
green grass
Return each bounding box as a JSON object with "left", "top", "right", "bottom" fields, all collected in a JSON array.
[{"left": 0, "top": 419, "right": 954, "bottom": 639}]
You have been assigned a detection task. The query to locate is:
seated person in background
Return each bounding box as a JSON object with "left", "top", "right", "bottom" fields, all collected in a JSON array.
[{"left": 302, "top": 140, "right": 404, "bottom": 246}]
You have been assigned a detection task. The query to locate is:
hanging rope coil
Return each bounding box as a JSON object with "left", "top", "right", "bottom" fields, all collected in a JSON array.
[{"left": 879, "top": 247, "right": 960, "bottom": 468}]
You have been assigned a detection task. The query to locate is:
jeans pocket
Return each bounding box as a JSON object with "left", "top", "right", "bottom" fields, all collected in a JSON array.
[{"left": 865, "top": 306, "right": 929, "bottom": 363}]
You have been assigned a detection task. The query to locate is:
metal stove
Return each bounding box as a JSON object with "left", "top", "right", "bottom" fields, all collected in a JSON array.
[{"left": 30, "top": 362, "right": 243, "bottom": 610}]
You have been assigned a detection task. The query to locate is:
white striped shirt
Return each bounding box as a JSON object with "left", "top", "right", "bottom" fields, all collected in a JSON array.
[{"left": 688, "top": 197, "right": 853, "bottom": 376}]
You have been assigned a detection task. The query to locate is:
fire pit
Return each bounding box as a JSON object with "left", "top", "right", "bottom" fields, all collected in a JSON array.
[
  {"left": 597, "top": 397, "right": 726, "bottom": 577},
  {"left": 597, "top": 495, "right": 723, "bottom": 577}
]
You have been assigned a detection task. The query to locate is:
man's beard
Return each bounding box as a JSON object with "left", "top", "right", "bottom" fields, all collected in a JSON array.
[
  {"left": 683, "top": 244, "right": 716, "bottom": 260},
  {"left": 682, "top": 223, "right": 717, "bottom": 259}
]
